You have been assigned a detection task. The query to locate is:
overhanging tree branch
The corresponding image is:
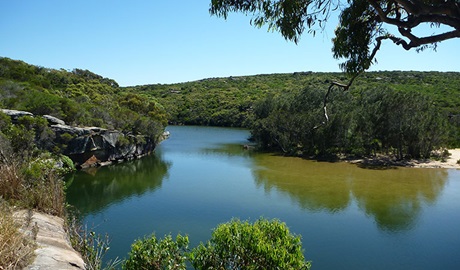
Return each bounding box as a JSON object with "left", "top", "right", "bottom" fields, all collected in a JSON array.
[
  {"left": 316, "top": 34, "right": 387, "bottom": 128},
  {"left": 210, "top": 0, "right": 460, "bottom": 129},
  {"left": 397, "top": 28, "right": 460, "bottom": 49}
]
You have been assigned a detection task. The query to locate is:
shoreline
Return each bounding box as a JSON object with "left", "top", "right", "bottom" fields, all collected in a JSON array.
[{"left": 345, "top": 148, "right": 460, "bottom": 169}]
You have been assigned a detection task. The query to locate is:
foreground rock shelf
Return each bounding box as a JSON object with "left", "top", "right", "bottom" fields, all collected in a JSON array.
[{"left": 14, "top": 210, "right": 85, "bottom": 270}]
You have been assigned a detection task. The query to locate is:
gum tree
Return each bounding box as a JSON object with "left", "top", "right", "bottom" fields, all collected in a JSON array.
[
  {"left": 210, "top": 0, "right": 460, "bottom": 123},
  {"left": 210, "top": 0, "right": 459, "bottom": 75}
]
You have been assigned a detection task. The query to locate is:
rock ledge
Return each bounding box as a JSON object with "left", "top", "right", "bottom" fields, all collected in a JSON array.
[{"left": 14, "top": 210, "right": 85, "bottom": 270}]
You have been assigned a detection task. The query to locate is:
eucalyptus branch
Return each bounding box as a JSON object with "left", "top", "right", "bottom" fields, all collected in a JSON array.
[
  {"left": 398, "top": 27, "right": 460, "bottom": 49},
  {"left": 369, "top": 0, "right": 460, "bottom": 29},
  {"left": 313, "top": 78, "right": 354, "bottom": 129},
  {"left": 315, "top": 33, "right": 388, "bottom": 128}
]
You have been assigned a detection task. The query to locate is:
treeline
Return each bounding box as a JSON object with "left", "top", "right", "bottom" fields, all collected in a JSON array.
[
  {"left": 128, "top": 71, "right": 460, "bottom": 150},
  {"left": 251, "top": 86, "right": 450, "bottom": 159},
  {"left": 0, "top": 57, "right": 167, "bottom": 141},
  {"left": 125, "top": 71, "right": 460, "bottom": 152},
  {"left": 2, "top": 57, "right": 459, "bottom": 157}
]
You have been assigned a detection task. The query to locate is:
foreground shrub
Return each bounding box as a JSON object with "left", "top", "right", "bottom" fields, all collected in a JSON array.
[
  {"left": 123, "top": 234, "right": 189, "bottom": 270},
  {"left": 189, "top": 218, "right": 311, "bottom": 270},
  {"left": 68, "top": 211, "right": 120, "bottom": 270},
  {"left": 0, "top": 135, "right": 67, "bottom": 217},
  {"left": 19, "top": 157, "right": 66, "bottom": 217}
]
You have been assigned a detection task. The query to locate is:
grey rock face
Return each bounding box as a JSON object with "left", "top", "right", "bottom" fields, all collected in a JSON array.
[
  {"left": 43, "top": 114, "right": 66, "bottom": 125},
  {"left": 1, "top": 109, "right": 34, "bottom": 123},
  {"left": 2, "top": 109, "right": 156, "bottom": 168},
  {"left": 52, "top": 124, "right": 154, "bottom": 168}
]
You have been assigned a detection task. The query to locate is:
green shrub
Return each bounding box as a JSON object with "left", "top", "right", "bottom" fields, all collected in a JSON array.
[
  {"left": 59, "top": 154, "right": 76, "bottom": 174},
  {"left": 116, "top": 134, "right": 131, "bottom": 147},
  {"left": 123, "top": 234, "right": 189, "bottom": 270},
  {"left": 23, "top": 158, "right": 54, "bottom": 180},
  {"left": 189, "top": 218, "right": 311, "bottom": 270},
  {"left": 441, "top": 149, "right": 451, "bottom": 162},
  {"left": 21, "top": 157, "right": 66, "bottom": 216},
  {"left": 0, "top": 111, "right": 11, "bottom": 132},
  {"left": 59, "top": 132, "right": 75, "bottom": 144},
  {"left": 4, "top": 124, "right": 36, "bottom": 157}
]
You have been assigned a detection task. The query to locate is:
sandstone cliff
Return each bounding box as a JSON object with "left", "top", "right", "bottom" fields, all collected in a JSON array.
[{"left": 1, "top": 109, "right": 157, "bottom": 168}]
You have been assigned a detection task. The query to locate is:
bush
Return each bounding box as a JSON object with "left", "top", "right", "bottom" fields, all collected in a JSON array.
[
  {"left": 189, "top": 218, "right": 311, "bottom": 270},
  {"left": 59, "top": 154, "right": 76, "bottom": 174},
  {"left": 68, "top": 213, "right": 120, "bottom": 270},
  {"left": 0, "top": 144, "right": 66, "bottom": 217},
  {"left": 0, "top": 111, "right": 11, "bottom": 132},
  {"left": 123, "top": 234, "right": 189, "bottom": 270},
  {"left": 122, "top": 219, "right": 311, "bottom": 269},
  {"left": 21, "top": 157, "right": 66, "bottom": 216}
]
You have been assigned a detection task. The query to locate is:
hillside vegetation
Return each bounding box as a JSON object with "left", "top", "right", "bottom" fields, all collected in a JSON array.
[
  {"left": 0, "top": 57, "right": 167, "bottom": 141},
  {"left": 1, "top": 57, "right": 459, "bottom": 159},
  {"left": 0, "top": 57, "right": 170, "bottom": 269},
  {"left": 126, "top": 71, "right": 460, "bottom": 155},
  {"left": 126, "top": 71, "right": 459, "bottom": 127}
]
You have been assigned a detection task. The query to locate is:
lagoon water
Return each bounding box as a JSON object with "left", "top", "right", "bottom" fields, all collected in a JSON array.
[{"left": 66, "top": 125, "right": 460, "bottom": 269}]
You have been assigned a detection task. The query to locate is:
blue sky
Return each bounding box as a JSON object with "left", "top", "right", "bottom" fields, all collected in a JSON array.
[{"left": 1, "top": 0, "right": 459, "bottom": 86}]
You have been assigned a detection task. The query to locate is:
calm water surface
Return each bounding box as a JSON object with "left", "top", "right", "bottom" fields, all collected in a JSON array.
[{"left": 66, "top": 126, "right": 460, "bottom": 269}]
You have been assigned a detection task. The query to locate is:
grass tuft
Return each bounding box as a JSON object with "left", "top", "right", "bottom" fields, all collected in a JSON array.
[{"left": 0, "top": 201, "right": 35, "bottom": 269}]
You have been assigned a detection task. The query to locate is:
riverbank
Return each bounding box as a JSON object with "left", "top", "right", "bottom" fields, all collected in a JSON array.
[
  {"left": 410, "top": 148, "right": 460, "bottom": 168},
  {"left": 347, "top": 149, "right": 460, "bottom": 169}
]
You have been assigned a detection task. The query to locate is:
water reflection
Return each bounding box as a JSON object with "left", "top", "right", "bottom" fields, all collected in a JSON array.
[
  {"left": 252, "top": 155, "right": 353, "bottom": 212},
  {"left": 252, "top": 154, "right": 448, "bottom": 232},
  {"left": 351, "top": 169, "right": 448, "bottom": 232},
  {"left": 66, "top": 154, "right": 171, "bottom": 217},
  {"left": 201, "top": 143, "right": 255, "bottom": 157}
]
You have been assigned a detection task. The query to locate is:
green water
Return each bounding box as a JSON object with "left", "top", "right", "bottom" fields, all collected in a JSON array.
[{"left": 66, "top": 125, "right": 460, "bottom": 269}]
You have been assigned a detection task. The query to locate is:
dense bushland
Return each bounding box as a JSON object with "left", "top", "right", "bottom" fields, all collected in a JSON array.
[
  {"left": 127, "top": 71, "right": 460, "bottom": 149},
  {"left": 2, "top": 57, "right": 458, "bottom": 152},
  {"left": 251, "top": 86, "right": 449, "bottom": 159},
  {"left": 126, "top": 72, "right": 459, "bottom": 126}
]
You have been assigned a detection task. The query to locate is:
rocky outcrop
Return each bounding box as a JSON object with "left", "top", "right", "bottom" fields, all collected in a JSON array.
[
  {"left": 53, "top": 124, "right": 155, "bottom": 168},
  {"left": 43, "top": 114, "right": 66, "bottom": 125},
  {"left": 1, "top": 109, "right": 33, "bottom": 123},
  {"left": 14, "top": 210, "right": 85, "bottom": 270},
  {"left": 1, "top": 109, "right": 157, "bottom": 169}
]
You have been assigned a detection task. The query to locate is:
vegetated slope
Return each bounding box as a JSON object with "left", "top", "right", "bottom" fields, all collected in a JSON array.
[
  {"left": 125, "top": 71, "right": 460, "bottom": 127},
  {"left": 2, "top": 56, "right": 458, "bottom": 151},
  {"left": 0, "top": 57, "right": 167, "bottom": 141}
]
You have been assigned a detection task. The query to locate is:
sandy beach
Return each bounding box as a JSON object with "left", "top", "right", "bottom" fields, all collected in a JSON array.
[
  {"left": 409, "top": 148, "right": 460, "bottom": 169},
  {"left": 347, "top": 148, "right": 460, "bottom": 169}
]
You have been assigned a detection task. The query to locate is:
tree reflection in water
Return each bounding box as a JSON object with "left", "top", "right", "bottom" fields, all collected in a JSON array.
[
  {"left": 66, "top": 154, "right": 171, "bottom": 217},
  {"left": 251, "top": 154, "right": 448, "bottom": 232}
]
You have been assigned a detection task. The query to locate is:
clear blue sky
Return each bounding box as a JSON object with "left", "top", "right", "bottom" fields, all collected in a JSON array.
[{"left": 1, "top": 0, "right": 459, "bottom": 86}]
